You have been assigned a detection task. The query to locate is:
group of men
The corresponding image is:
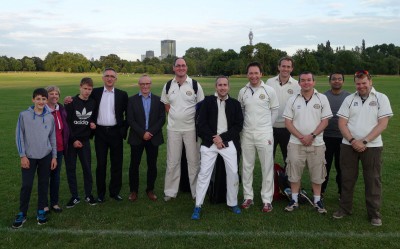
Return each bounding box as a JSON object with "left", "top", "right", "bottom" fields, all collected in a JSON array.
[{"left": 12, "top": 56, "right": 392, "bottom": 229}]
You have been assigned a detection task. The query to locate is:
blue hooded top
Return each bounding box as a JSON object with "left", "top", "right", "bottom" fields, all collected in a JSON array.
[{"left": 16, "top": 106, "right": 57, "bottom": 159}]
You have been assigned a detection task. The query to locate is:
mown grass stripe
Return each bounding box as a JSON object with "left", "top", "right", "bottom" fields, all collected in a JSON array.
[{"left": 3, "top": 227, "right": 400, "bottom": 238}]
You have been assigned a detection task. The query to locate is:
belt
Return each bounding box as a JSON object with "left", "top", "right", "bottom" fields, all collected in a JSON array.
[{"left": 98, "top": 125, "right": 118, "bottom": 130}]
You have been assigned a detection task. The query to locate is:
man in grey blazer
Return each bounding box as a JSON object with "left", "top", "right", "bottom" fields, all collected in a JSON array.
[{"left": 127, "top": 75, "right": 166, "bottom": 201}]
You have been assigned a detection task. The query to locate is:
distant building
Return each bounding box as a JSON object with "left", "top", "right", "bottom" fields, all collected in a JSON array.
[
  {"left": 249, "top": 30, "right": 253, "bottom": 46},
  {"left": 141, "top": 50, "right": 155, "bottom": 61},
  {"left": 161, "top": 40, "right": 176, "bottom": 59},
  {"left": 146, "top": 50, "right": 154, "bottom": 59}
]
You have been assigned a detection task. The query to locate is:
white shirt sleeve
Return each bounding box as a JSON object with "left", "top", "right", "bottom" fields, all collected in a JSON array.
[
  {"left": 377, "top": 93, "right": 393, "bottom": 119},
  {"left": 271, "top": 108, "right": 279, "bottom": 125},
  {"left": 160, "top": 84, "right": 169, "bottom": 104},
  {"left": 196, "top": 83, "right": 205, "bottom": 103},
  {"left": 283, "top": 95, "right": 295, "bottom": 120}
]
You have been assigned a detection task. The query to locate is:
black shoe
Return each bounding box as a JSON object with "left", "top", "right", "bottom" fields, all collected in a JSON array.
[
  {"left": 110, "top": 195, "right": 123, "bottom": 201},
  {"left": 85, "top": 195, "right": 97, "bottom": 206},
  {"left": 97, "top": 196, "right": 105, "bottom": 203},
  {"left": 37, "top": 210, "right": 47, "bottom": 225},
  {"left": 12, "top": 212, "right": 27, "bottom": 229},
  {"left": 66, "top": 197, "right": 80, "bottom": 208}
]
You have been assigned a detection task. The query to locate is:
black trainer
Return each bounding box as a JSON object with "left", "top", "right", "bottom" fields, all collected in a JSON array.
[
  {"left": 66, "top": 197, "right": 80, "bottom": 208},
  {"left": 12, "top": 212, "right": 27, "bottom": 229},
  {"left": 110, "top": 195, "right": 123, "bottom": 201},
  {"left": 85, "top": 195, "right": 97, "bottom": 206},
  {"left": 37, "top": 210, "right": 47, "bottom": 225}
]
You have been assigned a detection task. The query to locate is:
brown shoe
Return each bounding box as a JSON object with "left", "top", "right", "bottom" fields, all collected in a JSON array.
[
  {"left": 147, "top": 191, "right": 158, "bottom": 201},
  {"left": 128, "top": 192, "right": 138, "bottom": 202}
]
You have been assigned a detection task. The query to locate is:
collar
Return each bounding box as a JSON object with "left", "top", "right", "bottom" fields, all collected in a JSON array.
[
  {"left": 103, "top": 86, "right": 114, "bottom": 93},
  {"left": 245, "top": 80, "right": 265, "bottom": 88},
  {"left": 298, "top": 88, "right": 319, "bottom": 97},
  {"left": 214, "top": 92, "right": 229, "bottom": 101},
  {"left": 46, "top": 104, "right": 59, "bottom": 112},
  {"left": 276, "top": 75, "right": 295, "bottom": 85},
  {"left": 173, "top": 75, "right": 189, "bottom": 85},
  {"left": 139, "top": 92, "right": 152, "bottom": 98}
]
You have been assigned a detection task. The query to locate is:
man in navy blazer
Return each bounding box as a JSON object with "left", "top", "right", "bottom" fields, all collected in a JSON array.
[
  {"left": 127, "top": 75, "right": 165, "bottom": 201},
  {"left": 91, "top": 68, "right": 128, "bottom": 202}
]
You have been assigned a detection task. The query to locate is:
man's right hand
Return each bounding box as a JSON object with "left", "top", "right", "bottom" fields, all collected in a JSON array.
[
  {"left": 64, "top": 96, "right": 73, "bottom": 104},
  {"left": 73, "top": 140, "right": 83, "bottom": 148}
]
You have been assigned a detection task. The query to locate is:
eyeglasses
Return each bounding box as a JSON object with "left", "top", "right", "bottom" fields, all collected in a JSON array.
[
  {"left": 174, "top": 64, "right": 187, "bottom": 68},
  {"left": 331, "top": 77, "right": 343, "bottom": 81},
  {"left": 354, "top": 70, "right": 371, "bottom": 79},
  {"left": 139, "top": 83, "right": 151, "bottom": 86},
  {"left": 104, "top": 75, "right": 116, "bottom": 79}
]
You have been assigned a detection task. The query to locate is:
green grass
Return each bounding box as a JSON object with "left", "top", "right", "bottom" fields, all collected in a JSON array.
[{"left": 0, "top": 72, "right": 399, "bottom": 248}]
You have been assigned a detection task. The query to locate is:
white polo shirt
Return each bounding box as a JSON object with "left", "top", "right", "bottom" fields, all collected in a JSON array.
[
  {"left": 238, "top": 81, "right": 279, "bottom": 133},
  {"left": 266, "top": 75, "right": 300, "bottom": 128},
  {"left": 161, "top": 76, "right": 205, "bottom": 132},
  {"left": 283, "top": 89, "right": 333, "bottom": 146},
  {"left": 337, "top": 87, "right": 393, "bottom": 147}
]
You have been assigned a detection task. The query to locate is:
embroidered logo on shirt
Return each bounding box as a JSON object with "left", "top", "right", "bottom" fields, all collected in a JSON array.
[
  {"left": 259, "top": 94, "right": 265, "bottom": 99},
  {"left": 186, "top": 91, "right": 192, "bottom": 96},
  {"left": 287, "top": 89, "right": 294, "bottom": 94},
  {"left": 297, "top": 105, "right": 301, "bottom": 109},
  {"left": 313, "top": 104, "right": 321, "bottom": 109},
  {"left": 369, "top": 101, "right": 377, "bottom": 106},
  {"left": 354, "top": 102, "right": 359, "bottom": 106}
]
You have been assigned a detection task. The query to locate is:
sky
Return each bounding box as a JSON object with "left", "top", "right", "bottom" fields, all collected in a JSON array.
[{"left": 1, "top": 0, "right": 399, "bottom": 61}]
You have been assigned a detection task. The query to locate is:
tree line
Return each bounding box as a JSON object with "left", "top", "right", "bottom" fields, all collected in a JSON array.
[{"left": 1, "top": 40, "right": 399, "bottom": 75}]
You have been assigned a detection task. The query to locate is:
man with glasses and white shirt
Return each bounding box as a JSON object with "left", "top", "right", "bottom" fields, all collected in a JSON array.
[{"left": 91, "top": 68, "right": 128, "bottom": 203}]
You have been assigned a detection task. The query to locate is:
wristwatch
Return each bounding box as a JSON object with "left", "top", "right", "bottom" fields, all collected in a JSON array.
[
  {"left": 362, "top": 140, "right": 368, "bottom": 145},
  {"left": 311, "top": 133, "right": 317, "bottom": 139}
]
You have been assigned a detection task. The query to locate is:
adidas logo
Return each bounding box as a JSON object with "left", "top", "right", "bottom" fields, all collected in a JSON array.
[
  {"left": 74, "top": 108, "right": 92, "bottom": 125},
  {"left": 76, "top": 108, "right": 92, "bottom": 120}
]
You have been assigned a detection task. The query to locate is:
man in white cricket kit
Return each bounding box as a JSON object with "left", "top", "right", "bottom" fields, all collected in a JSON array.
[
  {"left": 238, "top": 62, "right": 279, "bottom": 213},
  {"left": 161, "top": 58, "right": 205, "bottom": 201}
]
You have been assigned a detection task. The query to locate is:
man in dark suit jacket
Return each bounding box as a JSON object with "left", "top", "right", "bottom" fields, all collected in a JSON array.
[
  {"left": 191, "top": 76, "right": 244, "bottom": 220},
  {"left": 127, "top": 75, "right": 165, "bottom": 201},
  {"left": 91, "top": 67, "right": 128, "bottom": 202}
]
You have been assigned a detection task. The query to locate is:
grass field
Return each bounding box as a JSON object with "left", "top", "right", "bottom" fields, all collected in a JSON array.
[{"left": 0, "top": 72, "right": 399, "bottom": 248}]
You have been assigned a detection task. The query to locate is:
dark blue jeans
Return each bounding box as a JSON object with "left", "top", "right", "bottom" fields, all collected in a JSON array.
[
  {"left": 19, "top": 153, "right": 52, "bottom": 214},
  {"left": 65, "top": 139, "right": 93, "bottom": 198},
  {"left": 49, "top": 151, "right": 63, "bottom": 206}
]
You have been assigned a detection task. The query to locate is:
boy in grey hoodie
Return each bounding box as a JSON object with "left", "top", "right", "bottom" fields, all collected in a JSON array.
[{"left": 12, "top": 88, "right": 57, "bottom": 229}]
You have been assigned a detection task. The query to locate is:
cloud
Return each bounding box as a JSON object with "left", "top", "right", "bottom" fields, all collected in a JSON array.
[{"left": 1, "top": 1, "right": 399, "bottom": 61}]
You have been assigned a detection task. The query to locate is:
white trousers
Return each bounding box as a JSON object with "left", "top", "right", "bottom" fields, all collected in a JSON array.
[
  {"left": 195, "top": 141, "right": 239, "bottom": 207},
  {"left": 164, "top": 129, "right": 200, "bottom": 198},
  {"left": 241, "top": 132, "right": 274, "bottom": 204}
]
